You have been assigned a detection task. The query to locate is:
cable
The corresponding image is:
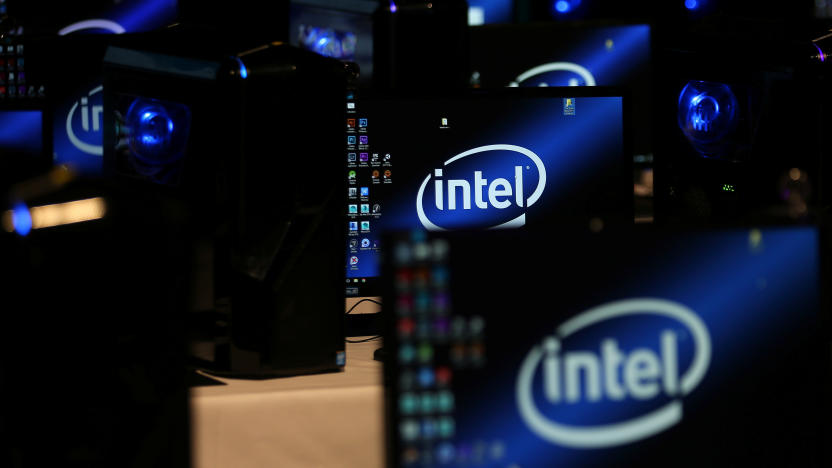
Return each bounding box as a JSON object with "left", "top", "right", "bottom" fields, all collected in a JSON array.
[
  {"left": 346, "top": 335, "right": 382, "bottom": 343},
  {"left": 345, "top": 297, "right": 382, "bottom": 315}
]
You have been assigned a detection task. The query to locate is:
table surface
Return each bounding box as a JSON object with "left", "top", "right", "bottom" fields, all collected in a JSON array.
[{"left": 191, "top": 338, "right": 385, "bottom": 468}]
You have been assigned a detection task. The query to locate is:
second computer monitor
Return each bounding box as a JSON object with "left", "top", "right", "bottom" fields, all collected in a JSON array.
[{"left": 345, "top": 88, "right": 631, "bottom": 297}]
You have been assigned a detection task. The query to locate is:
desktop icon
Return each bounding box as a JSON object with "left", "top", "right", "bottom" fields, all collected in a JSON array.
[
  {"left": 400, "top": 420, "right": 420, "bottom": 442},
  {"left": 347, "top": 102, "right": 355, "bottom": 109},
  {"left": 361, "top": 204, "right": 370, "bottom": 214},
  {"left": 347, "top": 135, "right": 356, "bottom": 145},
  {"left": 372, "top": 170, "right": 380, "bottom": 179},
  {"left": 361, "top": 238, "right": 371, "bottom": 248},
  {"left": 350, "top": 256, "right": 359, "bottom": 265},
  {"left": 373, "top": 204, "right": 381, "bottom": 214},
  {"left": 360, "top": 187, "right": 369, "bottom": 197},
  {"left": 441, "top": 117, "right": 448, "bottom": 126},
  {"left": 384, "top": 153, "right": 391, "bottom": 162},
  {"left": 384, "top": 170, "right": 392, "bottom": 179},
  {"left": 348, "top": 204, "right": 358, "bottom": 214},
  {"left": 359, "top": 135, "right": 368, "bottom": 145},
  {"left": 360, "top": 152, "right": 369, "bottom": 162},
  {"left": 372, "top": 153, "right": 380, "bottom": 162},
  {"left": 359, "top": 118, "right": 368, "bottom": 127},
  {"left": 349, "top": 187, "right": 357, "bottom": 197},
  {"left": 347, "top": 118, "right": 356, "bottom": 128},
  {"left": 349, "top": 221, "right": 358, "bottom": 231},
  {"left": 348, "top": 170, "right": 356, "bottom": 179},
  {"left": 361, "top": 221, "right": 370, "bottom": 231},
  {"left": 347, "top": 153, "right": 356, "bottom": 162},
  {"left": 350, "top": 239, "right": 358, "bottom": 249},
  {"left": 564, "top": 97, "right": 575, "bottom": 116}
]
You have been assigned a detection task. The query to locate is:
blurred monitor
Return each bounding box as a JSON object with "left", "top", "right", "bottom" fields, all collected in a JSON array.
[
  {"left": 0, "top": 109, "right": 43, "bottom": 156},
  {"left": 345, "top": 88, "right": 631, "bottom": 298},
  {"left": 467, "top": 0, "right": 514, "bottom": 25},
  {"left": 289, "top": 0, "right": 376, "bottom": 86},
  {"left": 6, "top": 0, "right": 178, "bottom": 35},
  {"left": 0, "top": 26, "right": 49, "bottom": 186},
  {"left": 382, "top": 225, "right": 830, "bottom": 467},
  {"left": 0, "top": 107, "right": 49, "bottom": 188},
  {"left": 8, "top": 1, "right": 179, "bottom": 176},
  {"left": 469, "top": 21, "right": 652, "bottom": 163}
]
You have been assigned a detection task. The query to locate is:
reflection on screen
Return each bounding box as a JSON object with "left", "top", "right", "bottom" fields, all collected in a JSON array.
[
  {"left": 297, "top": 25, "right": 357, "bottom": 60},
  {"left": 385, "top": 226, "right": 828, "bottom": 467}
]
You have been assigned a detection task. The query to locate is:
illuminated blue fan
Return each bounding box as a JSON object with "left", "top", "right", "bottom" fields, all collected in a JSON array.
[
  {"left": 677, "top": 81, "right": 738, "bottom": 159},
  {"left": 125, "top": 97, "right": 191, "bottom": 168},
  {"left": 297, "top": 26, "right": 357, "bottom": 61},
  {"left": 552, "top": 0, "right": 581, "bottom": 15}
]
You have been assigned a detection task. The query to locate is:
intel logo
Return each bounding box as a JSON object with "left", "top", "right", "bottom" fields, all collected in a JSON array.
[
  {"left": 58, "top": 19, "right": 126, "bottom": 36},
  {"left": 416, "top": 144, "right": 546, "bottom": 231},
  {"left": 516, "top": 298, "right": 711, "bottom": 448},
  {"left": 509, "top": 62, "right": 596, "bottom": 87},
  {"left": 66, "top": 85, "right": 104, "bottom": 157}
]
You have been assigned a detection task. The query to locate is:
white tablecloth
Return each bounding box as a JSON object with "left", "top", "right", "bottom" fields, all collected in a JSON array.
[{"left": 191, "top": 339, "right": 384, "bottom": 468}]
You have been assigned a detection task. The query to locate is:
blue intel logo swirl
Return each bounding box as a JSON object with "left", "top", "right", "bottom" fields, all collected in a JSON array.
[
  {"left": 516, "top": 298, "right": 711, "bottom": 449},
  {"left": 416, "top": 144, "right": 547, "bottom": 231}
]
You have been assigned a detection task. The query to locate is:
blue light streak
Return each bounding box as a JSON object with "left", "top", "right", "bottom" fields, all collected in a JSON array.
[
  {"left": 233, "top": 57, "right": 249, "bottom": 79},
  {"left": 113, "top": 0, "right": 178, "bottom": 33}
]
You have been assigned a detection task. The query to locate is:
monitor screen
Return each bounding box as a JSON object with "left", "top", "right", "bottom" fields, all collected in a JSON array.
[
  {"left": 382, "top": 225, "right": 830, "bottom": 467},
  {"left": 8, "top": 0, "right": 179, "bottom": 35},
  {"left": 467, "top": 0, "right": 514, "bottom": 26},
  {"left": 0, "top": 110, "right": 43, "bottom": 156},
  {"left": 345, "top": 88, "right": 630, "bottom": 297},
  {"left": 469, "top": 22, "right": 652, "bottom": 162}
]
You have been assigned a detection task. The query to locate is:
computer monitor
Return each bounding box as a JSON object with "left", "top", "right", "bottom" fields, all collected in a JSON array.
[
  {"left": 469, "top": 21, "right": 652, "bottom": 163},
  {"left": 345, "top": 87, "right": 631, "bottom": 298},
  {"left": 0, "top": 26, "right": 51, "bottom": 185},
  {"left": 6, "top": 0, "right": 178, "bottom": 35},
  {"left": 467, "top": 0, "right": 514, "bottom": 26},
  {"left": 382, "top": 224, "right": 831, "bottom": 467}
]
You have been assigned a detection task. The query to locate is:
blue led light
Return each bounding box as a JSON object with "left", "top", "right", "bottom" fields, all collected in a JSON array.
[
  {"left": 389, "top": 1, "right": 398, "bottom": 13},
  {"left": 125, "top": 97, "right": 191, "bottom": 169},
  {"left": 678, "top": 81, "right": 739, "bottom": 159},
  {"left": 12, "top": 202, "right": 32, "bottom": 236},
  {"left": 232, "top": 57, "right": 248, "bottom": 79},
  {"left": 134, "top": 109, "right": 172, "bottom": 148},
  {"left": 552, "top": 0, "right": 580, "bottom": 14},
  {"left": 685, "top": 0, "right": 698, "bottom": 9}
]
